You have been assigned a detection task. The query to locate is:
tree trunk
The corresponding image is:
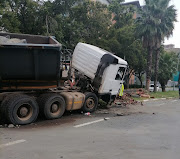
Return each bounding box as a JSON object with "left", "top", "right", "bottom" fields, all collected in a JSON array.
[
  {"left": 139, "top": 77, "right": 143, "bottom": 88},
  {"left": 154, "top": 48, "right": 160, "bottom": 92},
  {"left": 126, "top": 73, "right": 130, "bottom": 89},
  {"left": 137, "top": 73, "right": 143, "bottom": 88},
  {"left": 146, "top": 47, "right": 153, "bottom": 91},
  {"left": 126, "top": 77, "right": 130, "bottom": 89},
  {"left": 162, "top": 85, "right": 166, "bottom": 92}
]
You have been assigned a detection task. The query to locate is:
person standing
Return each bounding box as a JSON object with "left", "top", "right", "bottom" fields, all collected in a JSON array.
[{"left": 179, "top": 73, "right": 180, "bottom": 99}]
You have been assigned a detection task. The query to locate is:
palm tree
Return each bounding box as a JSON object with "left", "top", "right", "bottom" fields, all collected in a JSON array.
[
  {"left": 136, "top": 0, "right": 177, "bottom": 91},
  {"left": 153, "top": 0, "right": 176, "bottom": 92}
]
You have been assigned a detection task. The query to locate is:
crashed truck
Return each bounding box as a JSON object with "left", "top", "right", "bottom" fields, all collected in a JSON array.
[{"left": 0, "top": 32, "right": 127, "bottom": 125}]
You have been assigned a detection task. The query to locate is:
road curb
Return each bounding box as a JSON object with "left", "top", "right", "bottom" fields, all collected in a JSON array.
[{"left": 142, "top": 97, "right": 176, "bottom": 102}]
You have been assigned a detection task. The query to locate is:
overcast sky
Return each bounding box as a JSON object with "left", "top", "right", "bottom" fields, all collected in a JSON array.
[{"left": 125, "top": 0, "right": 180, "bottom": 48}]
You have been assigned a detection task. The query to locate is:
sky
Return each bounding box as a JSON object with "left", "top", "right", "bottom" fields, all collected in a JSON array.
[{"left": 125, "top": 0, "right": 180, "bottom": 48}]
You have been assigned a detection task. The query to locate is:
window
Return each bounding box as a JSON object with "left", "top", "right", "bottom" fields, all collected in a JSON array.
[{"left": 115, "top": 67, "right": 126, "bottom": 80}]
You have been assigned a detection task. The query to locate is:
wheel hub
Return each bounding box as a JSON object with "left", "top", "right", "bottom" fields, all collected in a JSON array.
[
  {"left": 51, "top": 104, "right": 59, "bottom": 113},
  {"left": 17, "top": 104, "right": 33, "bottom": 121},
  {"left": 19, "top": 107, "right": 28, "bottom": 117},
  {"left": 86, "top": 98, "right": 95, "bottom": 109}
]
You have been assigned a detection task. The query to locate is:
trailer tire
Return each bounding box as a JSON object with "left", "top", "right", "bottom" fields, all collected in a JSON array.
[
  {"left": 38, "top": 94, "right": 65, "bottom": 120},
  {"left": 0, "top": 100, "right": 8, "bottom": 124},
  {"left": 2, "top": 94, "right": 39, "bottom": 125},
  {"left": 82, "top": 92, "right": 98, "bottom": 113},
  {"left": 0, "top": 95, "right": 14, "bottom": 124}
]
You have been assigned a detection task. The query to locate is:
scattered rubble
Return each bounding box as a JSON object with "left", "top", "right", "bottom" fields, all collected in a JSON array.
[
  {"left": 115, "top": 93, "right": 138, "bottom": 106},
  {"left": 8, "top": 124, "right": 15, "bottom": 128},
  {"left": 114, "top": 89, "right": 151, "bottom": 106},
  {"left": 136, "top": 89, "right": 150, "bottom": 98}
]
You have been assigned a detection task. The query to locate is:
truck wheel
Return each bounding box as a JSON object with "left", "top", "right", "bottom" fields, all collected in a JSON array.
[
  {"left": 82, "top": 92, "right": 98, "bottom": 113},
  {"left": 38, "top": 94, "right": 65, "bottom": 120},
  {"left": 0, "top": 101, "right": 7, "bottom": 124},
  {"left": 2, "top": 94, "right": 39, "bottom": 125}
]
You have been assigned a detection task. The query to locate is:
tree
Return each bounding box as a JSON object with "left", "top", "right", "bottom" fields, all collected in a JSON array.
[
  {"left": 153, "top": 0, "right": 176, "bottom": 92},
  {"left": 0, "top": 0, "right": 46, "bottom": 34},
  {"left": 106, "top": 0, "right": 147, "bottom": 88},
  {"left": 108, "top": 0, "right": 134, "bottom": 28},
  {"left": 133, "top": 41, "right": 146, "bottom": 87},
  {"left": 0, "top": 1, "right": 20, "bottom": 32},
  {"left": 68, "top": 0, "right": 111, "bottom": 48},
  {"left": 158, "top": 50, "right": 177, "bottom": 92},
  {"left": 136, "top": 0, "right": 177, "bottom": 91},
  {"left": 42, "top": 0, "right": 112, "bottom": 49}
]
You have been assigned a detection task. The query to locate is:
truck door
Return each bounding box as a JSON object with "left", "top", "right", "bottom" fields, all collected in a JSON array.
[
  {"left": 99, "top": 65, "right": 126, "bottom": 95},
  {"left": 110, "top": 66, "right": 126, "bottom": 95}
]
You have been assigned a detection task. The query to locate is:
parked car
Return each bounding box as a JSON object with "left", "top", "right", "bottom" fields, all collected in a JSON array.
[{"left": 149, "top": 84, "right": 159, "bottom": 92}]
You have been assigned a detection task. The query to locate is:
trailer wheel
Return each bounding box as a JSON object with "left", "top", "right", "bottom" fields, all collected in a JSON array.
[
  {"left": 2, "top": 94, "right": 39, "bottom": 125},
  {"left": 38, "top": 94, "right": 65, "bottom": 120},
  {"left": 0, "top": 100, "right": 7, "bottom": 124},
  {"left": 82, "top": 92, "right": 98, "bottom": 113}
]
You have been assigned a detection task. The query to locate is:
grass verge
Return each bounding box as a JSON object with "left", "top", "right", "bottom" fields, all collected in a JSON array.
[
  {"left": 133, "top": 91, "right": 179, "bottom": 101},
  {"left": 150, "top": 91, "right": 179, "bottom": 98}
]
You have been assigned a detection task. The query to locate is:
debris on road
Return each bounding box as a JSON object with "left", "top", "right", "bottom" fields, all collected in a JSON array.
[
  {"left": 114, "top": 93, "right": 138, "bottom": 106},
  {"left": 114, "top": 89, "right": 152, "bottom": 106},
  {"left": 116, "top": 113, "right": 124, "bottom": 116},
  {"left": 8, "top": 124, "right": 15, "bottom": 128},
  {"left": 84, "top": 112, "right": 91, "bottom": 116},
  {"left": 136, "top": 89, "right": 150, "bottom": 98}
]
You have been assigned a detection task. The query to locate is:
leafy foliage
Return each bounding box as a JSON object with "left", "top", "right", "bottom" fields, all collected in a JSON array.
[{"left": 158, "top": 50, "right": 177, "bottom": 91}]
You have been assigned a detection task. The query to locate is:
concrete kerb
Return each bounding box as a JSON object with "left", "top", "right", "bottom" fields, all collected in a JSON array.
[{"left": 142, "top": 97, "right": 175, "bottom": 102}]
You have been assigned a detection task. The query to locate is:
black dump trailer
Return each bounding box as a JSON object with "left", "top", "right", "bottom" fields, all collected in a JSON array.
[
  {"left": 0, "top": 33, "right": 96, "bottom": 126},
  {"left": 0, "top": 32, "right": 62, "bottom": 90}
]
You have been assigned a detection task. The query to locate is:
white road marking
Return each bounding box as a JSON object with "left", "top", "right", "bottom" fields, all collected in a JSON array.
[
  {"left": 143, "top": 100, "right": 149, "bottom": 102},
  {"left": 171, "top": 100, "right": 178, "bottom": 103},
  {"left": 0, "top": 140, "right": 26, "bottom": 149},
  {"left": 74, "top": 118, "right": 110, "bottom": 128},
  {"left": 158, "top": 103, "right": 165, "bottom": 106}
]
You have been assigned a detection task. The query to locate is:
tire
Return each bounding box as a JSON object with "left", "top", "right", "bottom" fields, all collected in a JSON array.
[
  {"left": 1, "top": 94, "right": 39, "bottom": 125},
  {"left": 0, "top": 101, "right": 7, "bottom": 124},
  {"left": 82, "top": 92, "right": 98, "bottom": 113},
  {"left": 37, "top": 94, "right": 66, "bottom": 120},
  {"left": 0, "top": 95, "right": 12, "bottom": 124}
]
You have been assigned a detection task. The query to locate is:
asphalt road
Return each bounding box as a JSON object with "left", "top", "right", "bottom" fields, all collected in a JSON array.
[{"left": 0, "top": 98, "right": 180, "bottom": 159}]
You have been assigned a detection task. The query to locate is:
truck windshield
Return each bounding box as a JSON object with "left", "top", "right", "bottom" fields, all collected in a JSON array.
[{"left": 115, "top": 67, "right": 126, "bottom": 80}]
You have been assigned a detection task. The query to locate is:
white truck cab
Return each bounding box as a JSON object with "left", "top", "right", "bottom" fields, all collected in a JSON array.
[{"left": 72, "top": 43, "right": 128, "bottom": 97}]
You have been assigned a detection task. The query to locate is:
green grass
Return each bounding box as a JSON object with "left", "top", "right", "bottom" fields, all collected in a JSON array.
[
  {"left": 150, "top": 91, "right": 179, "bottom": 98},
  {"left": 132, "top": 91, "right": 179, "bottom": 101}
]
